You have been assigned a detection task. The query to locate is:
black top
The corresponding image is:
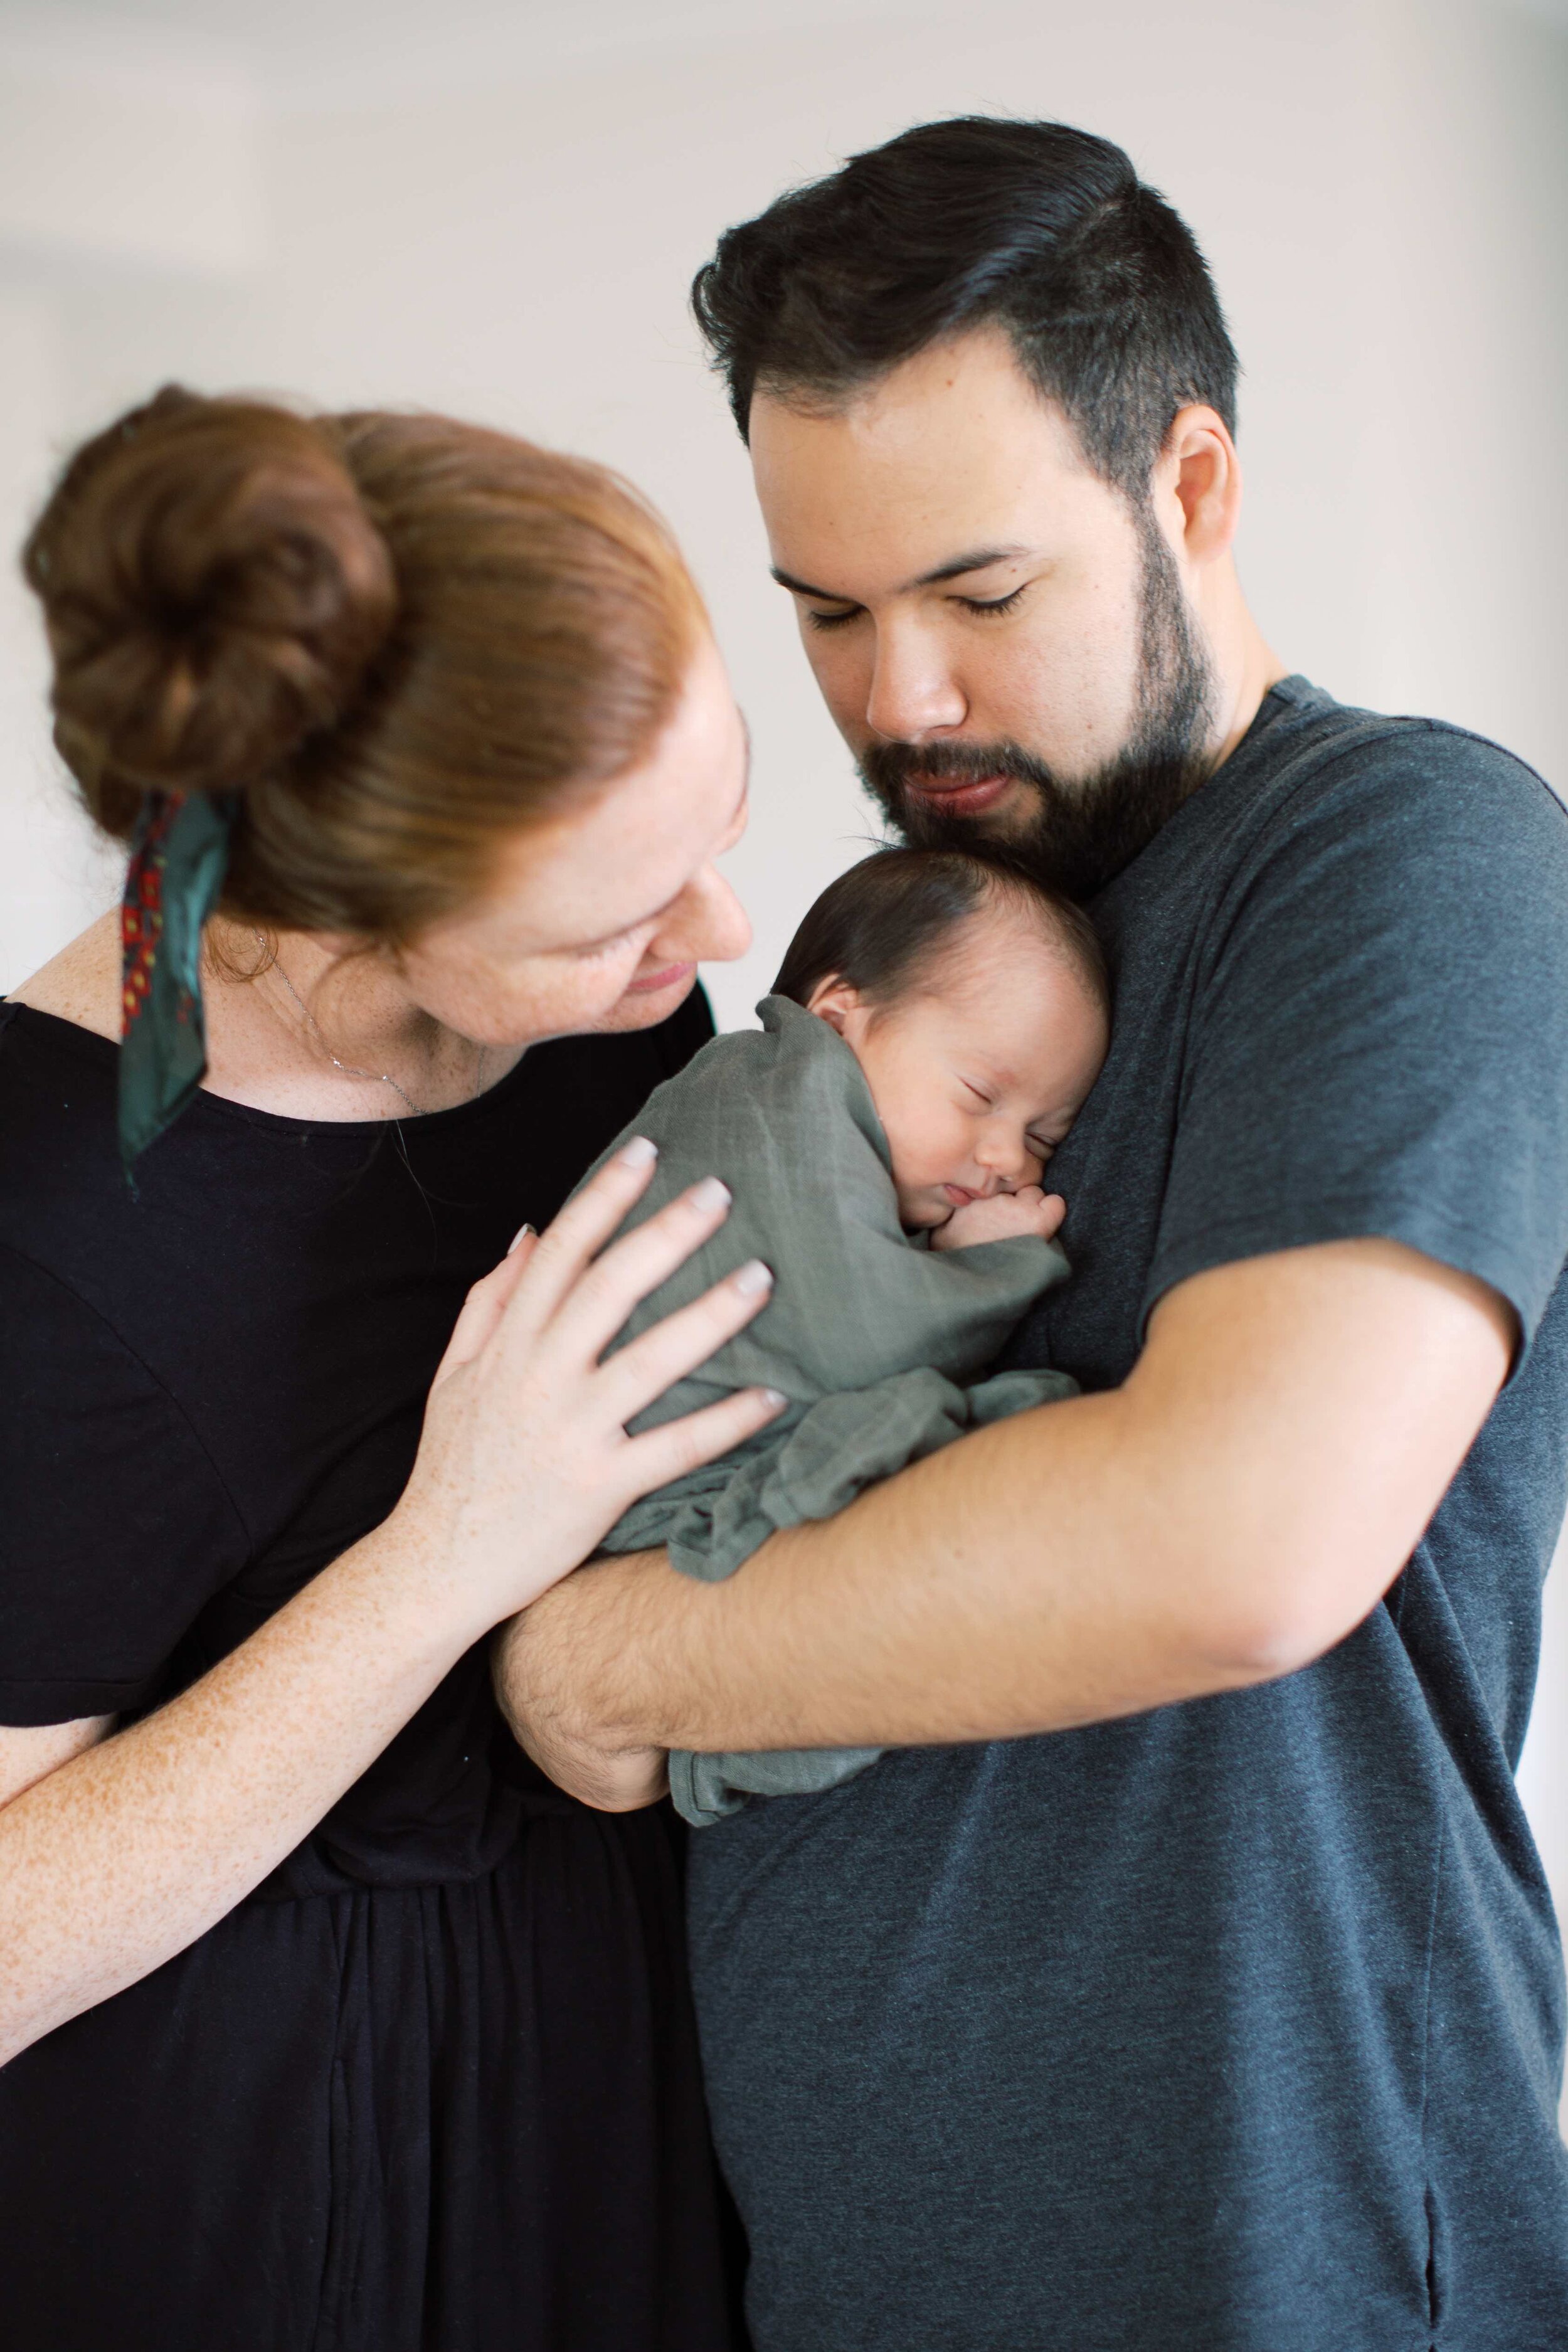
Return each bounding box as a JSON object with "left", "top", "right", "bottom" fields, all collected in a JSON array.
[
  {"left": 686, "top": 681, "right": 1568, "bottom": 2352},
  {"left": 0, "top": 986, "right": 742, "bottom": 2352}
]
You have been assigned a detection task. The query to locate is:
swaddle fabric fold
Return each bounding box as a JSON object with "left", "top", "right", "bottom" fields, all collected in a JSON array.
[{"left": 584, "top": 994, "right": 1076, "bottom": 1823}]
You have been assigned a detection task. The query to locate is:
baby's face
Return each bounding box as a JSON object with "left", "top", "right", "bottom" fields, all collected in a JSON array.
[{"left": 812, "top": 912, "right": 1109, "bottom": 1234}]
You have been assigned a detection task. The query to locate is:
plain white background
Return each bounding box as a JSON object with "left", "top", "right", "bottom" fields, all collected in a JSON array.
[{"left": 0, "top": 0, "right": 1564, "bottom": 2127}]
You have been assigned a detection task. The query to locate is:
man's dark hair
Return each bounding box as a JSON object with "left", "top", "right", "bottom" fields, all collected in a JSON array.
[
  {"left": 692, "top": 116, "right": 1237, "bottom": 500},
  {"left": 773, "top": 847, "right": 1107, "bottom": 1015}
]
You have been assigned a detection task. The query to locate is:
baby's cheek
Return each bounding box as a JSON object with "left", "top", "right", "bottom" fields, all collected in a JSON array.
[
  {"left": 897, "top": 1187, "right": 948, "bottom": 1231},
  {"left": 883, "top": 1141, "right": 943, "bottom": 1226}
]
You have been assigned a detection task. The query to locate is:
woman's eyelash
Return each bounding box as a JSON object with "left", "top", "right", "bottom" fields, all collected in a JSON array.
[{"left": 805, "top": 607, "right": 859, "bottom": 632}]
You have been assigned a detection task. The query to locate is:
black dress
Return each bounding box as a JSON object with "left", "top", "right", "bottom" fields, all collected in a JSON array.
[{"left": 0, "top": 990, "right": 743, "bottom": 2352}]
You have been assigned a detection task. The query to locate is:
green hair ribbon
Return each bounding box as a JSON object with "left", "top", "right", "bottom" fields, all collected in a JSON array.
[{"left": 119, "top": 792, "right": 238, "bottom": 1172}]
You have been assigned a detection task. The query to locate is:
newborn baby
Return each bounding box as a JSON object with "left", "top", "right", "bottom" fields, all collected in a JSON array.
[{"left": 587, "top": 846, "right": 1109, "bottom": 1824}]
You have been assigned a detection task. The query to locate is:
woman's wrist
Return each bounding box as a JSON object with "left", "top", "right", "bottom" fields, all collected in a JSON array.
[{"left": 335, "top": 1493, "right": 507, "bottom": 1666}]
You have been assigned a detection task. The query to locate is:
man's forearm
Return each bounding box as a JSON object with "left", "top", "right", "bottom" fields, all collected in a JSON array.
[
  {"left": 497, "top": 1242, "right": 1513, "bottom": 1767},
  {"left": 506, "top": 1387, "right": 1246, "bottom": 1755}
]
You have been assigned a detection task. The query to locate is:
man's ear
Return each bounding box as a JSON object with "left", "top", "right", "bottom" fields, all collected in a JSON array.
[
  {"left": 1155, "top": 403, "right": 1241, "bottom": 569},
  {"left": 804, "top": 974, "right": 862, "bottom": 1036}
]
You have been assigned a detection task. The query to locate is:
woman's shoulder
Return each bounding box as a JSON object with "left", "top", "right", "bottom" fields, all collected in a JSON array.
[
  {"left": 1, "top": 913, "right": 125, "bottom": 1227},
  {"left": 0, "top": 992, "right": 124, "bottom": 1246},
  {"left": 6, "top": 909, "right": 122, "bottom": 1040}
]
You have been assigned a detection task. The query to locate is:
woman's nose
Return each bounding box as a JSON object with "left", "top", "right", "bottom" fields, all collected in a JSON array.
[{"left": 659, "top": 863, "right": 751, "bottom": 968}]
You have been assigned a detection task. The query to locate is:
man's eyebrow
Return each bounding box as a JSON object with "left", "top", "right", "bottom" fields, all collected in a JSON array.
[
  {"left": 914, "top": 544, "right": 1032, "bottom": 588},
  {"left": 771, "top": 545, "right": 1034, "bottom": 603}
]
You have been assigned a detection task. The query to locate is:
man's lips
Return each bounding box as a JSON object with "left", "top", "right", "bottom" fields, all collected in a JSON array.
[
  {"left": 901, "top": 772, "right": 1014, "bottom": 817},
  {"left": 625, "top": 960, "right": 695, "bottom": 995}
]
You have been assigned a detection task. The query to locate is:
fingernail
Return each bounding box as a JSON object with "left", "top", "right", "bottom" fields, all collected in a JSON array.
[
  {"left": 691, "top": 1175, "right": 732, "bottom": 1214},
  {"left": 733, "top": 1258, "right": 772, "bottom": 1295},
  {"left": 618, "top": 1135, "right": 658, "bottom": 1169},
  {"left": 760, "top": 1387, "right": 787, "bottom": 1409},
  {"left": 507, "top": 1223, "right": 534, "bottom": 1254}
]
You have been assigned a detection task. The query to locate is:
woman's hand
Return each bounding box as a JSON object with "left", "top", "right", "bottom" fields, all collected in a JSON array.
[{"left": 395, "top": 1136, "right": 784, "bottom": 1640}]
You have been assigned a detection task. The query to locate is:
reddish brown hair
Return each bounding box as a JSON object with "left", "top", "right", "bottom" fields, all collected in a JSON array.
[{"left": 23, "top": 385, "right": 707, "bottom": 939}]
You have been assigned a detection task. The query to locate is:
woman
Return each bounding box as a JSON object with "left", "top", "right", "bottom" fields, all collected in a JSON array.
[{"left": 0, "top": 386, "right": 783, "bottom": 2349}]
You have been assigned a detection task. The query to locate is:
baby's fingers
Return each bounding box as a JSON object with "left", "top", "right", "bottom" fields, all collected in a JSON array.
[
  {"left": 623, "top": 1385, "right": 788, "bottom": 1493},
  {"left": 597, "top": 1258, "right": 776, "bottom": 1425}
]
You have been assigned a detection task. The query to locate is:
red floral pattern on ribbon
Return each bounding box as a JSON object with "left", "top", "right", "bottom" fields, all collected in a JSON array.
[{"left": 121, "top": 796, "right": 177, "bottom": 1036}]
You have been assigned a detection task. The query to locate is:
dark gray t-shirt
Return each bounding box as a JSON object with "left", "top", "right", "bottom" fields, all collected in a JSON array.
[{"left": 686, "top": 679, "right": 1568, "bottom": 2352}]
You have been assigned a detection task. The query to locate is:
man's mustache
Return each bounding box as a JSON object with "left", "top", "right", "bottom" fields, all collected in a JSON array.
[{"left": 859, "top": 738, "right": 1057, "bottom": 797}]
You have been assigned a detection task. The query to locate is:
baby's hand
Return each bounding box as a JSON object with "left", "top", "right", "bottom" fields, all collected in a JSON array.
[{"left": 930, "top": 1185, "right": 1066, "bottom": 1253}]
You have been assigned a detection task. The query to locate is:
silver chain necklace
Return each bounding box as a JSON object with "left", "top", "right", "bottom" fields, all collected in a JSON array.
[{"left": 256, "top": 931, "right": 485, "bottom": 1119}]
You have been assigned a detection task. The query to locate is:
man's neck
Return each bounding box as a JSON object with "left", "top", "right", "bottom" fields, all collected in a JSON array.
[{"left": 1204, "top": 562, "right": 1290, "bottom": 775}]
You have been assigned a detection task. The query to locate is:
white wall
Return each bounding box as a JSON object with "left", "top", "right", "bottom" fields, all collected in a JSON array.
[
  {"left": 4, "top": 0, "right": 1566, "bottom": 1005},
  {"left": 1, "top": 0, "right": 1565, "bottom": 2112}
]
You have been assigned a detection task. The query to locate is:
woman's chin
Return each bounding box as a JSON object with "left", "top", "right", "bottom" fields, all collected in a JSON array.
[{"left": 602, "top": 963, "right": 699, "bottom": 1029}]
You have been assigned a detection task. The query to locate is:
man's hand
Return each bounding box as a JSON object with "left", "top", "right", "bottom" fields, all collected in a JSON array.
[
  {"left": 492, "top": 1582, "right": 671, "bottom": 1810},
  {"left": 931, "top": 1185, "right": 1066, "bottom": 1251}
]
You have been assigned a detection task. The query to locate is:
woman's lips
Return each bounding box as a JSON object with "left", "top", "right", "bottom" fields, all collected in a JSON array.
[
  {"left": 624, "top": 959, "right": 695, "bottom": 996},
  {"left": 903, "top": 773, "right": 1013, "bottom": 818}
]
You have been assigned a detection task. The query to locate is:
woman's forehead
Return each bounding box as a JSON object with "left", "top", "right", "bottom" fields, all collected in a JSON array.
[{"left": 472, "top": 673, "right": 748, "bottom": 952}]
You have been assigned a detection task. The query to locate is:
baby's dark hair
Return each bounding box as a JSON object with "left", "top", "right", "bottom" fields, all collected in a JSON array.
[{"left": 773, "top": 847, "right": 1108, "bottom": 1016}]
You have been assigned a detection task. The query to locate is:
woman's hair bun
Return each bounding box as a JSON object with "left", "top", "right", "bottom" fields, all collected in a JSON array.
[{"left": 23, "top": 384, "right": 398, "bottom": 830}]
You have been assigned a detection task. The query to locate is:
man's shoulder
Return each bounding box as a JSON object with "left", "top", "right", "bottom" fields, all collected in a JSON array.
[
  {"left": 1115, "top": 684, "right": 1568, "bottom": 963},
  {"left": 1249, "top": 679, "right": 1565, "bottom": 856}
]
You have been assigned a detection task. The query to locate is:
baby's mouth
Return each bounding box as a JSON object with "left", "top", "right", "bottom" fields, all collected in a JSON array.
[{"left": 942, "top": 1183, "right": 979, "bottom": 1207}]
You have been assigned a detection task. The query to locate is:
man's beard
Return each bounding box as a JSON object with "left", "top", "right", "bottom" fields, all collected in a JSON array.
[{"left": 858, "top": 512, "right": 1217, "bottom": 901}]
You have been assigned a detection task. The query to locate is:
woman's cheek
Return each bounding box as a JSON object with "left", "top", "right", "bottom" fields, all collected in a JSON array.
[
  {"left": 561, "top": 964, "right": 650, "bottom": 1034},
  {"left": 476, "top": 960, "right": 637, "bottom": 1047}
]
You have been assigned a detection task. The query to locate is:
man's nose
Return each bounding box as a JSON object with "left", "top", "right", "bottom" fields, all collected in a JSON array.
[{"left": 865, "top": 620, "right": 966, "bottom": 743}]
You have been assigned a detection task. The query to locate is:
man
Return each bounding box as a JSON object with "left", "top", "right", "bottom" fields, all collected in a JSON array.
[{"left": 498, "top": 118, "right": 1568, "bottom": 2348}]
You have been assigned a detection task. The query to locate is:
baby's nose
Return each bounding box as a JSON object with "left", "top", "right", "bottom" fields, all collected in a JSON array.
[{"left": 977, "top": 1128, "right": 1037, "bottom": 1184}]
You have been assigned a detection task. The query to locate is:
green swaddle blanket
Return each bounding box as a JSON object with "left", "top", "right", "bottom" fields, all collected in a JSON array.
[{"left": 583, "top": 992, "right": 1078, "bottom": 1825}]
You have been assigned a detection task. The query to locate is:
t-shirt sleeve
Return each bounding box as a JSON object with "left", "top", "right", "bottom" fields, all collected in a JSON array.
[
  {"left": 0, "top": 1242, "right": 250, "bottom": 1725},
  {"left": 1146, "top": 731, "right": 1568, "bottom": 1359}
]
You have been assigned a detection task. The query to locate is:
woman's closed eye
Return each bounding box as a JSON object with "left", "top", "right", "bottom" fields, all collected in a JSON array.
[{"left": 576, "top": 924, "right": 654, "bottom": 965}]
